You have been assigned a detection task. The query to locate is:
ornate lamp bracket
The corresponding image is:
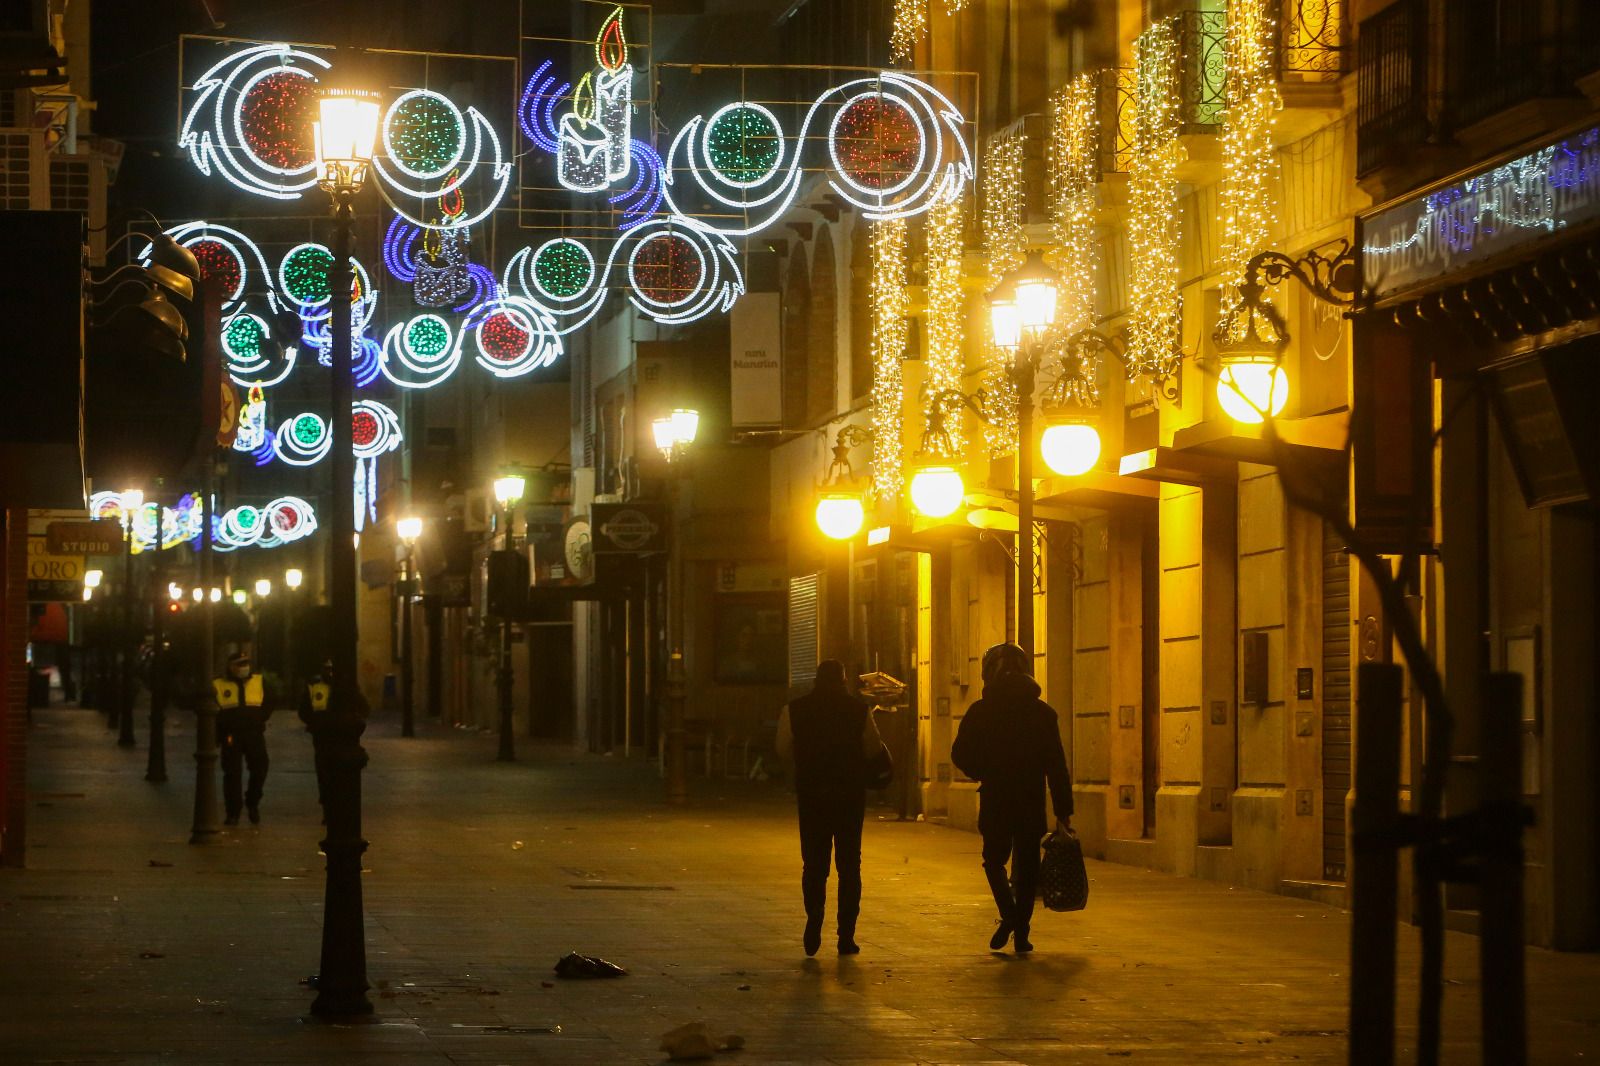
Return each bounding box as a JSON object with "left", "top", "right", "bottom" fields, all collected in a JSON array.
[
  {"left": 826, "top": 423, "right": 874, "bottom": 483},
  {"left": 1239, "top": 239, "right": 1361, "bottom": 314},
  {"left": 1061, "top": 326, "right": 1183, "bottom": 403}
]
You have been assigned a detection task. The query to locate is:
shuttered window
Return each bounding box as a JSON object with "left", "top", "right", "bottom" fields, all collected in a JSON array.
[{"left": 788, "top": 572, "right": 819, "bottom": 689}]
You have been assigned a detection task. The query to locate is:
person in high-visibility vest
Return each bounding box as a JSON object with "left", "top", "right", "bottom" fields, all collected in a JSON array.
[
  {"left": 298, "top": 660, "right": 334, "bottom": 817},
  {"left": 214, "top": 652, "right": 272, "bottom": 826}
]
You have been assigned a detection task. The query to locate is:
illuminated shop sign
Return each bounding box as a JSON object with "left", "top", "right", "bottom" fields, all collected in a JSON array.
[{"left": 1362, "top": 125, "right": 1600, "bottom": 299}]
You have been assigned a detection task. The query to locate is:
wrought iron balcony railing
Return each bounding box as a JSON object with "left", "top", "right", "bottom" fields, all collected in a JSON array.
[
  {"left": 1356, "top": 0, "right": 1428, "bottom": 176},
  {"left": 1277, "top": 0, "right": 1348, "bottom": 82},
  {"left": 1174, "top": 7, "right": 1227, "bottom": 134},
  {"left": 1098, "top": 66, "right": 1138, "bottom": 175}
]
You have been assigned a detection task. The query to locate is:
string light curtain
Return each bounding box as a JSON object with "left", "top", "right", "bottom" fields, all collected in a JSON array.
[
  {"left": 870, "top": 218, "right": 910, "bottom": 498},
  {"left": 1127, "top": 21, "right": 1185, "bottom": 387},
  {"left": 1049, "top": 73, "right": 1100, "bottom": 338},
  {"left": 1218, "top": 0, "right": 1283, "bottom": 341},
  {"left": 981, "top": 130, "right": 1025, "bottom": 455},
  {"left": 923, "top": 195, "right": 968, "bottom": 455}
]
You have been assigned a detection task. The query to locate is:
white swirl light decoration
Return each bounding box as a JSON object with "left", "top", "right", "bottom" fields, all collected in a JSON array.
[
  {"left": 351, "top": 399, "right": 403, "bottom": 460},
  {"left": 661, "top": 71, "right": 972, "bottom": 236},
  {"left": 499, "top": 218, "right": 743, "bottom": 334},
  {"left": 380, "top": 312, "right": 464, "bottom": 389},
  {"left": 88, "top": 491, "right": 205, "bottom": 551},
  {"left": 372, "top": 89, "right": 511, "bottom": 231},
  {"left": 472, "top": 294, "right": 563, "bottom": 377},
  {"left": 145, "top": 222, "right": 280, "bottom": 317},
  {"left": 266, "top": 496, "right": 317, "bottom": 544},
  {"left": 278, "top": 242, "right": 377, "bottom": 330},
  {"left": 274, "top": 412, "right": 332, "bottom": 466},
  {"left": 213, "top": 496, "right": 318, "bottom": 552},
  {"left": 179, "top": 43, "right": 330, "bottom": 200}
]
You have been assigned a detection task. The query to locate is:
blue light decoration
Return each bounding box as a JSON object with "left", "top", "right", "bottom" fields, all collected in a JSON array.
[
  {"left": 660, "top": 71, "right": 973, "bottom": 236},
  {"left": 213, "top": 496, "right": 319, "bottom": 552},
  {"left": 382, "top": 214, "right": 497, "bottom": 314}
]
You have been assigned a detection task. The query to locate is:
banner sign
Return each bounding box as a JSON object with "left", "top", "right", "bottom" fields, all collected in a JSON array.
[
  {"left": 1363, "top": 124, "right": 1600, "bottom": 300},
  {"left": 45, "top": 520, "right": 122, "bottom": 556},
  {"left": 729, "top": 292, "right": 782, "bottom": 430}
]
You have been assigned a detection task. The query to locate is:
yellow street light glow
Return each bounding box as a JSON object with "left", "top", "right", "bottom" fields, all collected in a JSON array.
[
  {"left": 82, "top": 587, "right": 93, "bottom": 602},
  {"left": 192, "top": 587, "right": 204, "bottom": 603},
  {"left": 254, "top": 578, "right": 272, "bottom": 598},
  {"left": 314, "top": 89, "right": 382, "bottom": 192},
  {"left": 909, "top": 465, "right": 965, "bottom": 518},
  {"left": 815, "top": 493, "right": 866, "bottom": 541},
  {"left": 168, "top": 583, "right": 184, "bottom": 602},
  {"left": 232, "top": 589, "right": 248, "bottom": 605},
  {"left": 1217, "top": 362, "right": 1289, "bottom": 424},
  {"left": 396, "top": 515, "right": 423, "bottom": 544},
  {"left": 1040, "top": 422, "right": 1103, "bottom": 477},
  {"left": 84, "top": 569, "right": 104, "bottom": 589},
  {"left": 652, "top": 408, "right": 700, "bottom": 460},
  {"left": 284, "top": 568, "right": 303, "bottom": 590},
  {"left": 1119, "top": 449, "right": 1158, "bottom": 476},
  {"left": 492, "top": 474, "right": 526, "bottom": 506}
]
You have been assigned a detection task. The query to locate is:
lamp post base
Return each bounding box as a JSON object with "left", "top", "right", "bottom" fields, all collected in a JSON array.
[
  {"left": 189, "top": 702, "right": 220, "bottom": 843},
  {"left": 309, "top": 713, "right": 371, "bottom": 1018}
]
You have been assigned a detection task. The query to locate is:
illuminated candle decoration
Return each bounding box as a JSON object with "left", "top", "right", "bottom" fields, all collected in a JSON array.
[
  {"left": 233, "top": 385, "right": 275, "bottom": 466},
  {"left": 1127, "top": 22, "right": 1185, "bottom": 387},
  {"left": 413, "top": 224, "right": 474, "bottom": 309},
  {"left": 870, "top": 218, "right": 909, "bottom": 499},
  {"left": 661, "top": 71, "right": 971, "bottom": 236},
  {"left": 383, "top": 214, "right": 497, "bottom": 316},
  {"left": 557, "top": 76, "right": 611, "bottom": 192},
  {"left": 593, "top": 7, "right": 633, "bottom": 184},
  {"left": 180, "top": 43, "right": 331, "bottom": 199}
]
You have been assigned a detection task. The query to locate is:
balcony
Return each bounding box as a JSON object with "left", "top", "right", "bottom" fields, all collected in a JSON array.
[
  {"left": 1356, "top": 0, "right": 1429, "bottom": 178},
  {"left": 1277, "top": 0, "right": 1348, "bottom": 84},
  {"left": 1097, "top": 66, "right": 1137, "bottom": 177},
  {"left": 1445, "top": 0, "right": 1594, "bottom": 149},
  {"left": 1174, "top": 8, "right": 1227, "bottom": 135}
]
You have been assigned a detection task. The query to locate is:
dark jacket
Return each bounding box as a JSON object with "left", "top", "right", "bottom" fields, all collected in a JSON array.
[
  {"left": 951, "top": 671, "right": 1073, "bottom": 827},
  {"left": 786, "top": 686, "right": 870, "bottom": 800}
]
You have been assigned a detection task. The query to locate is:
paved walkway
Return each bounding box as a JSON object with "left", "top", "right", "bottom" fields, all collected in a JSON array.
[{"left": 3, "top": 705, "right": 1598, "bottom": 1065}]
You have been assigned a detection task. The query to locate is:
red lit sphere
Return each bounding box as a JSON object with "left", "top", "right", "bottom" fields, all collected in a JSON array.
[
  {"left": 480, "top": 312, "right": 532, "bottom": 362},
  {"left": 239, "top": 70, "right": 318, "bottom": 171},
  {"left": 832, "top": 95, "right": 922, "bottom": 190},
  {"left": 631, "top": 234, "right": 704, "bottom": 306}
]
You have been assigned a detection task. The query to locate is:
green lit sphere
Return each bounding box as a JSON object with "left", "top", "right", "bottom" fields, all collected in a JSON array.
[
  {"left": 293, "top": 414, "right": 323, "bottom": 446},
  {"left": 407, "top": 315, "right": 450, "bottom": 359},
  {"left": 533, "top": 240, "right": 593, "bottom": 299},
  {"left": 224, "top": 315, "right": 264, "bottom": 360},
  {"left": 236, "top": 508, "right": 258, "bottom": 529},
  {"left": 282, "top": 246, "right": 334, "bottom": 304},
  {"left": 706, "top": 105, "right": 781, "bottom": 185},
  {"left": 387, "top": 92, "right": 464, "bottom": 177}
]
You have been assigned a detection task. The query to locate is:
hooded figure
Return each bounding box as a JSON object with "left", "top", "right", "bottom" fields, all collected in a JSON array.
[
  {"left": 776, "top": 659, "right": 883, "bottom": 957},
  {"left": 951, "top": 642, "right": 1072, "bottom": 953}
]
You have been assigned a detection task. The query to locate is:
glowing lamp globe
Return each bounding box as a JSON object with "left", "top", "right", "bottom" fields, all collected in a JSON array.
[
  {"left": 493, "top": 474, "right": 526, "bottom": 507},
  {"left": 815, "top": 493, "right": 866, "bottom": 541},
  {"left": 1040, "top": 422, "right": 1103, "bottom": 477},
  {"left": 232, "top": 589, "right": 248, "bottom": 605},
  {"left": 989, "top": 295, "right": 1022, "bottom": 351},
  {"left": 652, "top": 408, "right": 700, "bottom": 460},
  {"left": 314, "top": 89, "right": 383, "bottom": 193},
  {"left": 1217, "top": 362, "right": 1290, "bottom": 424},
  {"left": 192, "top": 587, "right": 204, "bottom": 603},
  {"left": 254, "top": 578, "right": 272, "bottom": 598},
  {"left": 909, "top": 465, "right": 965, "bottom": 519},
  {"left": 84, "top": 569, "right": 104, "bottom": 589},
  {"left": 209, "top": 587, "right": 223, "bottom": 603},
  {"left": 284, "top": 568, "right": 304, "bottom": 590},
  {"left": 397, "top": 515, "right": 423, "bottom": 544}
]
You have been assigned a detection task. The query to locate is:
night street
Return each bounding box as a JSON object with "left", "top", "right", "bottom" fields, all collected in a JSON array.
[{"left": 3, "top": 705, "right": 1597, "bottom": 1064}]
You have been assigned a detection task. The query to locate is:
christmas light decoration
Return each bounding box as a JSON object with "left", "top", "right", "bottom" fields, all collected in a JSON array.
[
  {"left": 279, "top": 242, "right": 377, "bottom": 331},
  {"left": 472, "top": 294, "right": 562, "bottom": 377},
  {"left": 380, "top": 312, "right": 464, "bottom": 389},
  {"left": 982, "top": 131, "right": 1026, "bottom": 281},
  {"left": 382, "top": 88, "right": 466, "bottom": 179},
  {"left": 275, "top": 412, "right": 331, "bottom": 466},
  {"left": 373, "top": 90, "right": 510, "bottom": 231},
  {"left": 923, "top": 195, "right": 967, "bottom": 455},
  {"left": 661, "top": 72, "right": 972, "bottom": 236},
  {"left": 413, "top": 224, "right": 473, "bottom": 308},
  {"left": 890, "top": 0, "right": 926, "bottom": 65},
  {"left": 1048, "top": 74, "right": 1100, "bottom": 337},
  {"left": 518, "top": 59, "right": 569, "bottom": 154},
  {"left": 1217, "top": 0, "right": 1283, "bottom": 345},
  {"left": 703, "top": 103, "right": 783, "bottom": 187},
  {"left": 531, "top": 238, "right": 595, "bottom": 301},
  {"left": 552, "top": 7, "right": 634, "bottom": 192},
  {"left": 180, "top": 43, "right": 331, "bottom": 199},
  {"left": 869, "top": 219, "right": 909, "bottom": 499},
  {"left": 1127, "top": 22, "right": 1185, "bottom": 387},
  {"left": 233, "top": 385, "right": 275, "bottom": 466},
  {"left": 213, "top": 496, "right": 319, "bottom": 552}
]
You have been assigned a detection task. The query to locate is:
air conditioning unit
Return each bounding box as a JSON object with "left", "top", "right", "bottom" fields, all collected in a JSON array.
[{"left": 462, "top": 488, "right": 490, "bottom": 533}]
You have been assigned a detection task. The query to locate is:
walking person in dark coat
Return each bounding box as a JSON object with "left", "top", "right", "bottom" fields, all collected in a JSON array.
[
  {"left": 776, "top": 660, "right": 884, "bottom": 957},
  {"left": 214, "top": 652, "right": 272, "bottom": 826},
  {"left": 951, "top": 642, "right": 1072, "bottom": 953}
]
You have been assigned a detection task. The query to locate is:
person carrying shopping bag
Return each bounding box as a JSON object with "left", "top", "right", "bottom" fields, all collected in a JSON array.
[{"left": 951, "top": 642, "right": 1073, "bottom": 953}]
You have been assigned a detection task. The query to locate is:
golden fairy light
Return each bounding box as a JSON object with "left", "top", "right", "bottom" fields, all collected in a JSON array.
[
  {"left": 1049, "top": 72, "right": 1100, "bottom": 339},
  {"left": 890, "top": 0, "right": 926, "bottom": 65},
  {"left": 1218, "top": 0, "right": 1283, "bottom": 343},
  {"left": 870, "top": 218, "right": 910, "bottom": 499},
  {"left": 923, "top": 195, "right": 968, "bottom": 455},
  {"left": 1126, "top": 21, "right": 1185, "bottom": 387},
  {"left": 982, "top": 131, "right": 1026, "bottom": 281}
]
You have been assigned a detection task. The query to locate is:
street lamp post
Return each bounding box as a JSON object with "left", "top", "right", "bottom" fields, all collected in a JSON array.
[
  {"left": 396, "top": 516, "right": 422, "bottom": 739},
  {"left": 308, "top": 83, "right": 381, "bottom": 1020},
  {"left": 145, "top": 504, "right": 170, "bottom": 784},
  {"left": 491, "top": 475, "right": 525, "bottom": 762},
  {"left": 989, "top": 252, "right": 1068, "bottom": 657},
  {"left": 283, "top": 566, "right": 303, "bottom": 692},
  {"left": 652, "top": 409, "right": 699, "bottom": 804},
  {"left": 118, "top": 490, "right": 144, "bottom": 748}
]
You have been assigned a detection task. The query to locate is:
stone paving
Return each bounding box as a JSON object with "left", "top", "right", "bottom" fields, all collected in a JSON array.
[{"left": 3, "top": 704, "right": 1598, "bottom": 1065}]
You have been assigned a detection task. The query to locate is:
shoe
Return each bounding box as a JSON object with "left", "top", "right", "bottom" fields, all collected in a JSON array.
[
  {"left": 837, "top": 936, "right": 860, "bottom": 955},
  {"left": 803, "top": 917, "right": 823, "bottom": 957},
  {"left": 989, "top": 920, "right": 1013, "bottom": 951},
  {"left": 247, "top": 805, "right": 260, "bottom": 825},
  {"left": 1014, "top": 929, "right": 1033, "bottom": 954},
  {"left": 224, "top": 814, "right": 239, "bottom": 826}
]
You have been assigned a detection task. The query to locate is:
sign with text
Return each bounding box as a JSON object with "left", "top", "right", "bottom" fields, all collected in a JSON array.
[
  {"left": 46, "top": 519, "right": 122, "bottom": 556},
  {"left": 590, "top": 502, "right": 666, "bottom": 554},
  {"left": 1363, "top": 124, "right": 1600, "bottom": 300},
  {"left": 729, "top": 291, "right": 782, "bottom": 429},
  {"left": 26, "top": 536, "right": 85, "bottom": 601}
]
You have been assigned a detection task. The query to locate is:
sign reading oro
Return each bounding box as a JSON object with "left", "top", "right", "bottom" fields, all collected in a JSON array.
[{"left": 27, "top": 536, "right": 86, "bottom": 601}]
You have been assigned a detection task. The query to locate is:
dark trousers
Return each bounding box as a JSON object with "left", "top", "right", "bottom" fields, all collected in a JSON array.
[
  {"left": 980, "top": 807, "right": 1043, "bottom": 933},
  {"left": 798, "top": 795, "right": 865, "bottom": 936},
  {"left": 220, "top": 726, "right": 269, "bottom": 817}
]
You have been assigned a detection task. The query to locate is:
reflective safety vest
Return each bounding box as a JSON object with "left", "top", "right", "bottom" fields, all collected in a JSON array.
[
  {"left": 213, "top": 674, "right": 264, "bottom": 709},
  {"left": 307, "top": 681, "right": 331, "bottom": 711}
]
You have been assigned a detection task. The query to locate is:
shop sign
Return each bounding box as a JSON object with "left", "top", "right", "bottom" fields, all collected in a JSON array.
[
  {"left": 1363, "top": 124, "right": 1600, "bottom": 299},
  {"left": 590, "top": 502, "right": 665, "bottom": 554},
  {"left": 26, "top": 536, "right": 85, "bottom": 601},
  {"left": 46, "top": 519, "right": 122, "bottom": 556}
]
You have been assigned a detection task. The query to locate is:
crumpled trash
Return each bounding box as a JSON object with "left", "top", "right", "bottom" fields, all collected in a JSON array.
[
  {"left": 553, "top": 952, "right": 627, "bottom": 979},
  {"left": 659, "top": 1022, "right": 744, "bottom": 1061}
]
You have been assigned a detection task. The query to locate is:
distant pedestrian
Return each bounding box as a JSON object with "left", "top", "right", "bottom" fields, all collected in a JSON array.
[
  {"left": 951, "top": 642, "right": 1072, "bottom": 953},
  {"left": 213, "top": 652, "right": 272, "bottom": 826},
  {"left": 776, "top": 660, "right": 883, "bottom": 956},
  {"left": 298, "top": 659, "right": 368, "bottom": 823}
]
